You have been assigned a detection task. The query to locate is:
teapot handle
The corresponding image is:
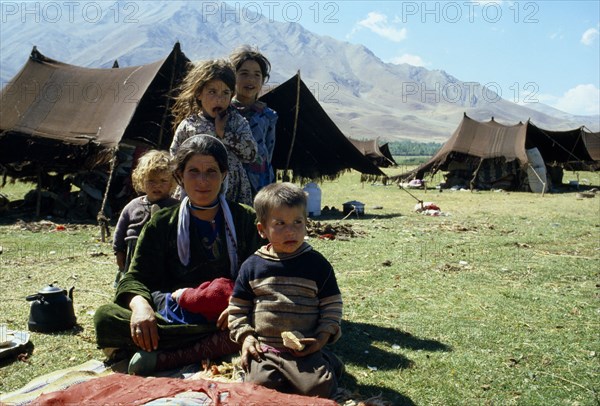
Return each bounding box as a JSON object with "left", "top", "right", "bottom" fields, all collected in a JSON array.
[{"left": 26, "top": 294, "right": 43, "bottom": 302}]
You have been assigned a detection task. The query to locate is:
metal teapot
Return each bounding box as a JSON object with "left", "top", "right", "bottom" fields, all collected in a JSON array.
[{"left": 26, "top": 284, "right": 77, "bottom": 332}]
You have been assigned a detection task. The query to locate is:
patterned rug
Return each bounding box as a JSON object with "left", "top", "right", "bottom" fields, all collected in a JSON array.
[
  {"left": 1, "top": 360, "right": 113, "bottom": 405},
  {"left": 0, "top": 359, "right": 340, "bottom": 405}
]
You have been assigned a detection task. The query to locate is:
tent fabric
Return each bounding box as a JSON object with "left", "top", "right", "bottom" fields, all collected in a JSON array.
[
  {"left": 583, "top": 132, "right": 600, "bottom": 161},
  {"left": 259, "top": 73, "right": 385, "bottom": 181},
  {"left": 394, "top": 113, "right": 599, "bottom": 186},
  {"left": 379, "top": 143, "right": 396, "bottom": 166},
  {"left": 398, "top": 114, "right": 528, "bottom": 181},
  {"left": 2, "top": 56, "right": 385, "bottom": 183},
  {"left": 525, "top": 123, "right": 600, "bottom": 168},
  {"left": 349, "top": 138, "right": 397, "bottom": 167},
  {"left": 0, "top": 43, "right": 190, "bottom": 176}
]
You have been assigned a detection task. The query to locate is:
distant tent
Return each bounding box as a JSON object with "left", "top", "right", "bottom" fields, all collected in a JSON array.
[
  {"left": 525, "top": 123, "right": 600, "bottom": 171},
  {"left": 259, "top": 73, "right": 385, "bottom": 182},
  {"left": 0, "top": 43, "right": 190, "bottom": 178},
  {"left": 393, "top": 113, "right": 600, "bottom": 192},
  {"left": 349, "top": 138, "right": 397, "bottom": 167}
]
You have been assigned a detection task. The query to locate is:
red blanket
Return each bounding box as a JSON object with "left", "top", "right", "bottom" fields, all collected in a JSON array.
[{"left": 35, "top": 372, "right": 338, "bottom": 405}]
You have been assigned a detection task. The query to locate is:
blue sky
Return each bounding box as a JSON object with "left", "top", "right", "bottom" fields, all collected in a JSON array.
[
  {"left": 1, "top": 1, "right": 597, "bottom": 116},
  {"left": 246, "top": 0, "right": 599, "bottom": 116}
]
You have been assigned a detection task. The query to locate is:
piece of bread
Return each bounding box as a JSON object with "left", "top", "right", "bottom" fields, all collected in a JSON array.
[{"left": 281, "top": 330, "right": 305, "bottom": 351}]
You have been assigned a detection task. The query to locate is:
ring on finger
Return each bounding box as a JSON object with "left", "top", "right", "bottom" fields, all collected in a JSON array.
[{"left": 135, "top": 329, "right": 142, "bottom": 335}]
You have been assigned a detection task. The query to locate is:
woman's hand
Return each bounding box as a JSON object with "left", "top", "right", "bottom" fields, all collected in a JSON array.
[
  {"left": 129, "top": 295, "right": 159, "bottom": 352},
  {"left": 241, "top": 335, "right": 264, "bottom": 371}
]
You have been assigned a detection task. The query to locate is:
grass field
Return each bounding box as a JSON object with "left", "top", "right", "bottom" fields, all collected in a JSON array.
[{"left": 1, "top": 170, "right": 599, "bottom": 405}]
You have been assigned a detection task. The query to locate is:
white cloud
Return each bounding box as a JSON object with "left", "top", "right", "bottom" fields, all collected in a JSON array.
[
  {"left": 553, "top": 84, "right": 600, "bottom": 116},
  {"left": 390, "top": 54, "right": 427, "bottom": 67},
  {"left": 581, "top": 28, "right": 599, "bottom": 45},
  {"left": 356, "top": 12, "right": 407, "bottom": 42}
]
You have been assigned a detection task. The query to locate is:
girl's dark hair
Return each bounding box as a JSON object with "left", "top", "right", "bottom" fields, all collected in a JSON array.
[
  {"left": 229, "top": 45, "right": 271, "bottom": 83},
  {"left": 171, "top": 59, "right": 236, "bottom": 132},
  {"left": 172, "top": 134, "right": 229, "bottom": 183}
]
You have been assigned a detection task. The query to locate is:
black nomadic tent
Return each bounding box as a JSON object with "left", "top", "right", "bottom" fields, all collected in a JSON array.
[
  {"left": 259, "top": 73, "right": 386, "bottom": 182},
  {"left": 349, "top": 138, "right": 397, "bottom": 167},
  {"left": 0, "top": 43, "right": 190, "bottom": 178},
  {"left": 394, "top": 113, "right": 600, "bottom": 191},
  {"left": 1, "top": 53, "right": 386, "bottom": 218},
  {"left": 2, "top": 55, "right": 385, "bottom": 184}
]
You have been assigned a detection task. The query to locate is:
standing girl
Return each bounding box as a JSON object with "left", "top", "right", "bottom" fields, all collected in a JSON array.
[
  {"left": 230, "top": 45, "right": 278, "bottom": 196},
  {"left": 113, "top": 149, "right": 179, "bottom": 286},
  {"left": 170, "top": 59, "right": 257, "bottom": 206}
]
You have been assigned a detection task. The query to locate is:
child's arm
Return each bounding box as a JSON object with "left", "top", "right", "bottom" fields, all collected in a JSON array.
[
  {"left": 169, "top": 126, "right": 184, "bottom": 156},
  {"left": 265, "top": 109, "right": 278, "bottom": 162},
  {"left": 290, "top": 258, "right": 342, "bottom": 358},
  {"left": 214, "top": 109, "right": 227, "bottom": 139},
  {"left": 169, "top": 119, "right": 194, "bottom": 156},
  {"left": 113, "top": 204, "right": 131, "bottom": 269},
  {"left": 228, "top": 268, "right": 264, "bottom": 370},
  {"left": 221, "top": 112, "right": 258, "bottom": 163}
]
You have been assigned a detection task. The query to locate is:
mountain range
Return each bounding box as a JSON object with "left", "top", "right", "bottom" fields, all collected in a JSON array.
[{"left": 1, "top": 1, "right": 598, "bottom": 142}]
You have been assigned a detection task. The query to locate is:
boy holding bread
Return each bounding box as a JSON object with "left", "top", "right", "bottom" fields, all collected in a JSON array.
[{"left": 228, "top": 182, "right": 344, "bottom": 399}]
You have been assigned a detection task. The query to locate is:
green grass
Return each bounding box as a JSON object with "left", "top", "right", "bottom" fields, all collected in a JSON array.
[
  {"left": 392, "top": 155, "right": 432, "bottom": 166},
  {"left": 1, "top": 171, "right": 599, "bottom": 405},
  {"left": 0, "top": 180, "right": 35, "bottom": 201}
]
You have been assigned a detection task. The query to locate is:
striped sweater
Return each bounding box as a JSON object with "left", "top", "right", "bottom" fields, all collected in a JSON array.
[{"left": 228, "top": 243, "right": 342, "bottom": 348}]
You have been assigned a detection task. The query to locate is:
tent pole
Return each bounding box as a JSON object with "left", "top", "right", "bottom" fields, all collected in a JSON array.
[
  {"left": 157, "top": 47, "right": 180, "bottom": 148},
  {"left": 284, "top": 70, "right": 301, "bottom": 182},
  {"left": 97, "top": 148, "right": 118, "bottom": 242},
  {"left": 35, "top": 166, "right": 42, "bottom": 217},
  {"left": 470, "top": 158, "right": 484, "bottom": 191},
  {"left": 527, "top": 163, "right": 547, "bottom": 197}
]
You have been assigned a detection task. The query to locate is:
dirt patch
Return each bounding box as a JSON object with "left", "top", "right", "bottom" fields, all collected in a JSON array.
[
  {"left": 436, "top": 223, "right": 498, "bottom": 233},
  {"left": 7, "top": 219, "right": 97, "bottom": 233},
  {"left": 307, "top": 220, "right": 365, "bottom": 241},
  {"left": 437, "top": 263, "right": 466, "bottom": 273}
]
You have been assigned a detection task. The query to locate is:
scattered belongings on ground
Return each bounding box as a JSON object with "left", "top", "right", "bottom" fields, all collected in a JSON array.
[{"left": 414, "top": 201, "right": 448, "bottom": 216}]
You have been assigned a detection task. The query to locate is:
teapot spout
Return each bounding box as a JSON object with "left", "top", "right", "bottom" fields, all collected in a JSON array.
[{"left": 68, "top": 286, "right": 75, "bottom": 300}]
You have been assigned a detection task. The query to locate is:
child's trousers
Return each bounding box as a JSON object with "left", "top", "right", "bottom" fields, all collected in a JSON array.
[{"left": 246, "top": 348, "right": 343, "bottom": 399}]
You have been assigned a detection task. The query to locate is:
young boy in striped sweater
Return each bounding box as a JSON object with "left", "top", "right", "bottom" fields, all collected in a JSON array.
[{"left": 228, "top": 182, "right": 344, "bottom": 399}]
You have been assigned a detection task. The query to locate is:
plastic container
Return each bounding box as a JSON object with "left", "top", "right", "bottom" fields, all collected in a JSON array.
[{"left": 303, "top": 182, "right": 321, "bottom": 217}]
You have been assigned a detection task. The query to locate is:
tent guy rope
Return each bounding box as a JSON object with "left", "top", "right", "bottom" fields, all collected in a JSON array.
[{"left": 97, "top": 141, "right": 117, "bottom": 242}]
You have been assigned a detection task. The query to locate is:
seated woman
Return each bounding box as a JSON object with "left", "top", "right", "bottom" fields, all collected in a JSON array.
[{"left": 94, "top": 134, "right": 264, "bottom": 375}]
